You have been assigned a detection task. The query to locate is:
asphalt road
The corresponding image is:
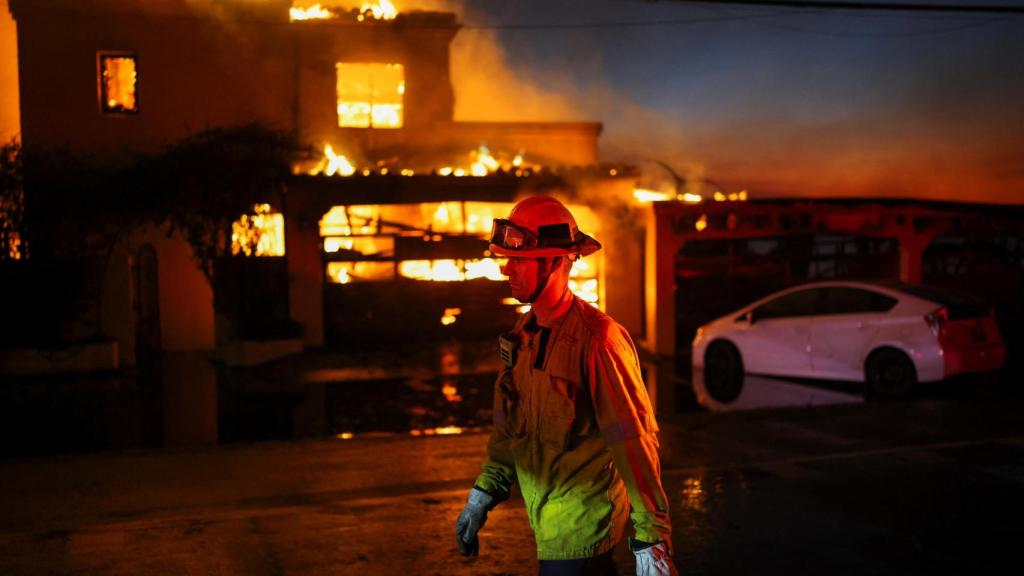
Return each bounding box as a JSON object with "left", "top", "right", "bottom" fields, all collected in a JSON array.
[{"left": 0, "top": 378, "right": 1020, "bottom": 575}]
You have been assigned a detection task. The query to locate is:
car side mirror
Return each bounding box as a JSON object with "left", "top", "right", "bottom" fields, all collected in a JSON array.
[{"left": 742, "top": 311, "right": 755, "bottom": 325}]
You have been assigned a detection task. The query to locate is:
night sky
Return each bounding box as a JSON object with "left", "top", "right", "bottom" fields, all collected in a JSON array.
[
  {"left": 3, "top": 1, "right": 1022, "bottom": 204},
  {"left": 447, "top": 0, "right": 1024, "bottom": 204}
]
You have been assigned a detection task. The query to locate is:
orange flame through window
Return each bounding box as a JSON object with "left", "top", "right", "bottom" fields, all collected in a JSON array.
[{"left": 232, "top": 204, "right": 286, "bottom": 257}]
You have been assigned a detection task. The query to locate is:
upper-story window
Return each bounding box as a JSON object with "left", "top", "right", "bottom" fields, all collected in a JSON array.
[
  {"left": 336, "top": 63, "right": 404, "bottom": 128},
  {"left": 98, "top": 52, "right": 138, "bottom": 115}
]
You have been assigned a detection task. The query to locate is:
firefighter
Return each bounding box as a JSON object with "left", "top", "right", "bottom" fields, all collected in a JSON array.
[{"left": 455, "top": 195, "right": 678, "bottom": 576}]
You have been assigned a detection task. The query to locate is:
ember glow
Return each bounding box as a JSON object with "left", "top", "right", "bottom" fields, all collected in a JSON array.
[
  {"left": 231, "top": 204, "right": 285, "bottom": 257},
  {"left": 440, "top": 307, "right": 461, "bottom": 326},
  {"left": 410, "top": 426, "right": 464, "bottom": 436}
]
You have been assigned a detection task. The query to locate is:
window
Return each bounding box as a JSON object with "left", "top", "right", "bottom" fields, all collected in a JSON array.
[
  {"left": 231, "top": 204, "right": 285, "bottom": 257},
  {"left": 753, "top": 288, "right": 822, "bottom": 321},
  {"left": 819, "top": 287, "right": 897, "bottom": 315},
  {"left": 99, "top": 53, "right": 138, "bottom": 114},
  {"left": 336, "top": 63, "right": 404, "bottom": 128}
]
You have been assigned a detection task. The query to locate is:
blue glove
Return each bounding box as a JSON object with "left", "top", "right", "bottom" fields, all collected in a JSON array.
[
  {"left": 632, "top": 539, "right": 678, "bottom": 576},
  {"left": 455, "top": 487, "right": 495, "bottom": 557}
]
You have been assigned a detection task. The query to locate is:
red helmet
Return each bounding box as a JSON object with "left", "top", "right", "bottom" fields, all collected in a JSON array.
[{"left": 489, "top": 195, "right": 601, "bottom": 258}]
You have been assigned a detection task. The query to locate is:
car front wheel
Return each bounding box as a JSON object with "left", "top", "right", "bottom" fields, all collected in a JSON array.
[
  {"left": 865, "top": 348, "right": 917, "bottom": 399},
  {"left": 704, "top": 341, "right": 744, "bottom": 404}
]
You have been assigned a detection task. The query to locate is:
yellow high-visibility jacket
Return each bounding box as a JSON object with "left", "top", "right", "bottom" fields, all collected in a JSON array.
[{"left": 474, "top": 296, "right": 672, "bottom": 560}]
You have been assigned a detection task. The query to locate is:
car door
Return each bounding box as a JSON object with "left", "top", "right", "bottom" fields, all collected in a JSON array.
[
  {"left": 808, "top": 287, "right": 896, "bottom": 380},
  {"left": 733, "top": 288, "right": 820, "bottom": 378}
]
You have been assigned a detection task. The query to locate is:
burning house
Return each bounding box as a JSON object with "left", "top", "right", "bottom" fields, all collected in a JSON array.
[{"left": 4, "top": 0, "right": 645, "bottom": 387}]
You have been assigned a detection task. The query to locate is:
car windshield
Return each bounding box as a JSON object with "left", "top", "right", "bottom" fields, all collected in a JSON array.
[{"left": 894, "top": 284, "right": 988, "bottom": 319}]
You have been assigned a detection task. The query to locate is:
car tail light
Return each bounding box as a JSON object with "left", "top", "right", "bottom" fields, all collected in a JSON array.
[{"left": 925, "top": 307, "right": 949, "bottom": 340}]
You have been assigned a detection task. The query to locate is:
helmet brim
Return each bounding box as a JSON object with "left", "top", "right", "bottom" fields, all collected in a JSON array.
[{"left": 489, "top": 232, "right": 601, "bottom": 258}]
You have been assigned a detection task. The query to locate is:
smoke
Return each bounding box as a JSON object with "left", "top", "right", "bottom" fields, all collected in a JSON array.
[{"left": 290, "top": 2, "right": 1024, "bottom": 204}]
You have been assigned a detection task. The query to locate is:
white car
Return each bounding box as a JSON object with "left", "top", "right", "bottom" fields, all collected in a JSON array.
[{"left": 691, "top": 281, "right": 1006, "bottom": 409}]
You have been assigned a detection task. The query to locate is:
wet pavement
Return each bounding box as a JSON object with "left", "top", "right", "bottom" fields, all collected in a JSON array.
[{"left": 1, "top": 375, "right": 1021, "bottom": 575}]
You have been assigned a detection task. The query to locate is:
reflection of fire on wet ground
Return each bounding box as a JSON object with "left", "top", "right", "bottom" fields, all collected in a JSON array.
[
  {"left": 326, "top": 372, "right": 494, "bottom": 439},
  {"left": 218, "top": 339, "right": 501, "bottom": 443}
]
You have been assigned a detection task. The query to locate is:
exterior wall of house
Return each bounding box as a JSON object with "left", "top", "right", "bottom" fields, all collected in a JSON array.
[
  {"left": 0, "top": 1, "right": 19, "bottom": 142},
  {"left": 10, "top": 0, "right": 295, "bottom": 157}
]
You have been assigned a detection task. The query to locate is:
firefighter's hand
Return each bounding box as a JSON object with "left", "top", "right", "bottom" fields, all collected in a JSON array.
[
  {"left": 632, "top": 540, "right": 678, "bottom": 576},
  {"left": 455, "top": 487, "right": 495, "bottom": 557}
]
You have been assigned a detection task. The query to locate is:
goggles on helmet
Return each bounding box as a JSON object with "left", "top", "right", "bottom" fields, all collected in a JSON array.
[{"left": 490, "top": 219, "right": 576, "bottom": 252}]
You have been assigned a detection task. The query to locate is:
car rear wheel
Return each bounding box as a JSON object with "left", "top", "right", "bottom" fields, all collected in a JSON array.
[
  {"left": 704, "top": 341, "right": 744, "bottom": 404},
  {"left": 865, "top": 348, "right": 916, "bottom": 399}
]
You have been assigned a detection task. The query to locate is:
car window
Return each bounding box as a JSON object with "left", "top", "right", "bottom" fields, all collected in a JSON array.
[
  {"left": 820, "top": 287, "right": 897, "bottom": 315},
  {"left": 753, "top": 288, "right": 821, "bottom": 321}
]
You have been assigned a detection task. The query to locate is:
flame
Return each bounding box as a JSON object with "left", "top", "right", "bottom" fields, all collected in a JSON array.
[
  {"left": 470, "top": 145, "right": 500, "bottom": 176},
  {"left": 398, "top": 258, "right": 504, "bottom": 282},
  {"left": 464, "top": 258, "right": 504, "bottom": 281},
  {"left": 440, "top": 307, "right": 462, "bottom": 325},
  {"left": 695, "top": 214, "right": 708, "bottom": 232},
  {"left": 311, "top": 144, "right": 356, "bottom": 177},
  {"left": 327, "top": 261, "right": 394, "bottom": 283},
  {"left": 336, "top": 432, "right": 355, "bottom": 440},
  {"left": 101, "top": 56, "right": 137, "bottom": 113},
  {"left": 679, "top": 193, "right": 703, "bottom": 204},
  {"left": 304, "top": 145, "right": 536, "bottom": 179},
  {"left": 633, "top": 188, "right": 673, "bottom": 203},
  {"left": 711, "top": 190, "right": 748, "bottom": 202},
  {"left": 231, "top": 204, "right": 286, "bottom": 256},
  {"left": 432, "top": 203, "right": 452, "bottom": 230},
  {"left": 569, "top": 278, "right": 599, "bottom": 305},
  {"left": 289, "top": 3, "right": 333, "bottom": 21},
  {"left": 335, "top": 266, "right": 352, "bottom": 284},
  {"left": 360, "top": 0, "right": 397, "bottom": 20},
  {"left": 400, "top": 259, "right": 463, "bottom": 281}
]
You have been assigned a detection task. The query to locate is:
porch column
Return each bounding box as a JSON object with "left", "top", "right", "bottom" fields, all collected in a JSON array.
[
  {"left": 285, "top": 197, "right": 325, "bottom": 347},
  {"left": 643, "top": 205, "right": 683, "bottom": 416}
]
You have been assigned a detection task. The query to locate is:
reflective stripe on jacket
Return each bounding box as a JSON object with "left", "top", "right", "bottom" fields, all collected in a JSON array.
[{"left": 474, "top": 296, "right": 672, "bottom": 560}]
